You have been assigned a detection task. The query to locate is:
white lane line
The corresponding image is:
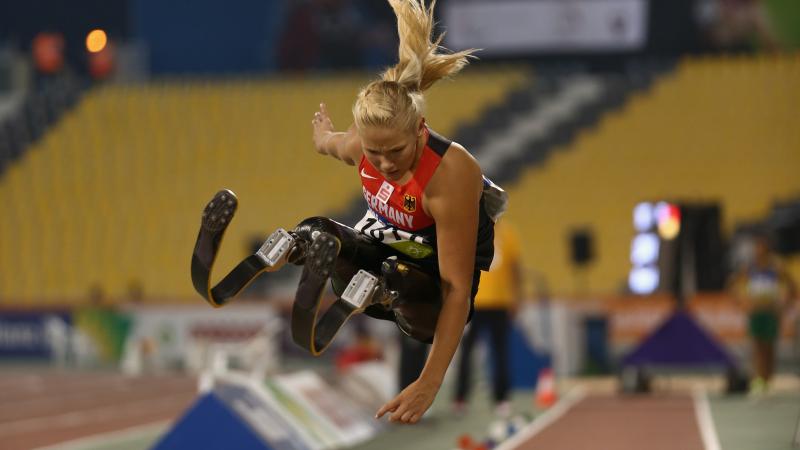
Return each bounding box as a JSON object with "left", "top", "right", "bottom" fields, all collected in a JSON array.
[
  {"left": 496, "top": 386, "right": 587, "bottom": 450},
  {"left": 692, "top": 389, "right": 721, "bottom": 450},
  {"left": 32, "top": 420, "right": 170, "bottom": 450}
]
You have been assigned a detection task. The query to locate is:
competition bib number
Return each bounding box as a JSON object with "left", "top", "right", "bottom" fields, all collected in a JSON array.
[{"left": 354, "top": 211, "right": 434, "bottom": 260}]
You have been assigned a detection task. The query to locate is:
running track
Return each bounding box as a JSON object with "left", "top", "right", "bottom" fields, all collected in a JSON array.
[
  {"left": 0, "top": 371, "right": 196, "bottom": 450},
  {"left": 501, "top": 390, "right": 711, "bottom": 450}
]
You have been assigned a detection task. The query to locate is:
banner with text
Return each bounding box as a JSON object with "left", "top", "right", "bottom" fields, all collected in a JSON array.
[{"left": 443, "top": 0, "right": 648, "bottom": 55}]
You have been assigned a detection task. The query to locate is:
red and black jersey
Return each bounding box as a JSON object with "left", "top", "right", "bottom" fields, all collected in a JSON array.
[
  {"left": 358, "top": 128, "right": 448, "bottom": 232},
  {"left": 355, "top": 127, "right": 506, "bottom": 272}
]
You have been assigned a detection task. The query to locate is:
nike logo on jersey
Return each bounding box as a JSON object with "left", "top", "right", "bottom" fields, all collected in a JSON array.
[{"left": 360, "top": 168, "right": 378, "bottom": 180}]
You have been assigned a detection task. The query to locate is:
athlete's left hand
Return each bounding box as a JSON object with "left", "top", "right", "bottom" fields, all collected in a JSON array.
[
  {"left": 375, "top": 377, "right": 439, "bottom": 424},
  {"left": 311, "top": 103, "right": 335, "bottom": 153}
]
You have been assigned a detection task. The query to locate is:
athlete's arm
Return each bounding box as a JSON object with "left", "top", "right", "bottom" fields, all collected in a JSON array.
[
  {"left": 376, "top": 143, "right": 483, "bottom": 424},
  {"left": 780, "top": 268, "right": 798, "bottom": 311},
  {"left": 311, "top": 103, "right": 362, "bottom": 165}
]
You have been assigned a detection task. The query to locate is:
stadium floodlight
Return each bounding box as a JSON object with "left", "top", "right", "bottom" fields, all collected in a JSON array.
[
  {"left": 630, "top": 232, "right": 660, "bottom": 266},
  {"left": 86, "top": 29, "right": 107, "bottom": 53},
  {"left": 633, "top": 202, "right": 654, "bottom": 232},
  {"left": 629, "top": 266, "right": 659, "bottom": 294},
  {"left": 655, "top": 201, "right": 680, "bottom": 240}
]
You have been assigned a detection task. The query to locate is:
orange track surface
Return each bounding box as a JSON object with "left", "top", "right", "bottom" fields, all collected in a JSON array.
[
  {"left": 0, "top": 371, "right": 196, "bottom": 450},
  {"left": 514, "top": 395, "right": 704, "bottom": 450}
]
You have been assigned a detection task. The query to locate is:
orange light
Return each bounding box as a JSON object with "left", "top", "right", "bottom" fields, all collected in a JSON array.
[
  {"left": 655, "top": 202, "right": 681, "bottom": 240},
  {"left": 658, "top": 218, "right": 680, "bottom": 240},
  {"left": 86, "top": 29, "right": 107, "bottom": 53}
]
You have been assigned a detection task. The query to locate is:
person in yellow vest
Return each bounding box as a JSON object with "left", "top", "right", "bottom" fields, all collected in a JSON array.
[{"left": 452, "top": 220, "right": 523, "bottom": 417}]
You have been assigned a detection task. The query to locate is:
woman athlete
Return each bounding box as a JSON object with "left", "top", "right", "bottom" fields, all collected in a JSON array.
[
  {"left": 310, "top": 0, "right": 506, "bottom": 424},
  {"left": 191, "top": 0, "right": 506, "bottom": 425}
]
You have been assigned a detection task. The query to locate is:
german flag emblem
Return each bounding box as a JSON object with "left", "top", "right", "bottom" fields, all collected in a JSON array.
[{"left": 403, "top": 194, "right": 417, "bottom": 213}]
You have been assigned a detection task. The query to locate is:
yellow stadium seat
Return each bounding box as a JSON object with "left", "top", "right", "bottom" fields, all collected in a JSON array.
[
  {"left": 505, "top": 54, "right": 800, "bottom": 295},
  {"left": 0, "top": 67, "right": 528, "bottom": 305}
]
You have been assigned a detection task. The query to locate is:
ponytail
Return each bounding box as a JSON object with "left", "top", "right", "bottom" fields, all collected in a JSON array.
[{"left": 354, "top": 0, "right": 477, "bottom": 132}]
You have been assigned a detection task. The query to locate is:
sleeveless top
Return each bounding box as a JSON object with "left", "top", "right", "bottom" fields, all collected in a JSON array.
[
  {"left": 354, "top": 127, "right": 508, "bottom": 272},
  {"left": 746, "top": 266, "right": 782, "bottom": 308}
]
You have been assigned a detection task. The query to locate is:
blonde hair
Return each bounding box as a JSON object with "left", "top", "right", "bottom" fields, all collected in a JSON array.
[{"left": 353, "top": 0, "right": 477, "bottom": 132}]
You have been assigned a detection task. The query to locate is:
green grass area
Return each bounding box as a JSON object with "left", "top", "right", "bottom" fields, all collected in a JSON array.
[
  {"left": 59, "top": 423, "right": 168, "bottom": 450},
  {"left": 767, "top": 0, "right": 800, "bottom": 46},
  {"left": 352, "top": 386, "right": 540, "bottom": 450},
  {"left": 711, "top": 392, "right": 800, "bottom": 450}
]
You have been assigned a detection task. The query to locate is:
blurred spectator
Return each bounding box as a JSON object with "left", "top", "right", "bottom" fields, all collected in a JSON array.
[
  {"left": 126, "top": 279, "right": 145, "bottom": 305},
  {"left": 88, "top": 41, "right": 115, "bottom": 81},
  {"left": 278, "top": 0, "right": 320, "bottom": 71},
  {"left": 31, "top": 31, "right": 66, "bottom": 89},
  {"left": 356, "top": 0, "right": 398, "bottom": 69},
  {"left": 335, "top": 319, "right": 383, "bottom": 371},
  {"left": 697, "top": 0, "right": 781, "bottom": 51},
  {"left": 453, "top": 220, "right": 523, "bottom": 418},
  {"left": 88, "top": 282, "right": 107, "bottom": 307},
  {"left": 32, "top": 31, "right": 65, "bottom": 75},
  {"left": 727, "top": 234, "right": 797, "bottom": 396},
  {"left": 314, "top": 0, "right": 365, "bottom": 70}
]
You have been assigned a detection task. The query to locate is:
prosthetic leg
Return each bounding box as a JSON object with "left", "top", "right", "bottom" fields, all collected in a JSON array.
[
  {"left": 190, "top": 189, "right": 301, "bottom": 307},
  {"left": 191, "top": 190, "right": 443, "bottom": 356}
]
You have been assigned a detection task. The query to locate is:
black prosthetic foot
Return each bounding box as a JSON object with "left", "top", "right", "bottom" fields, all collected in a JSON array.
[
  {"left": 191, "top": 190, "right": 239, "bottom": 306},
  {"left": 201, "top": 190, "right": 237, "bottom": 233},
  {"left": 190, "top": 189, "right": 298, "bottom": 307},
  {"left": 292, "top": 232, "right": 344, "bottom": 355}
]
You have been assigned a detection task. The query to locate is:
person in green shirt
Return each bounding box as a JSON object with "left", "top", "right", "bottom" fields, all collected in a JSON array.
[{"left": 728, "top": 234, "right": 797, "bottom": 395}]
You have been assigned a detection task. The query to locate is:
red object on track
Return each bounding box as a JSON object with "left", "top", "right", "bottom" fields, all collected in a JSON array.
[
  {"left": 457, "top": 433, "right": 475, "bottom": 449},
  {"left": 535, "top": 367, "right": 557, "bottom": 409}
]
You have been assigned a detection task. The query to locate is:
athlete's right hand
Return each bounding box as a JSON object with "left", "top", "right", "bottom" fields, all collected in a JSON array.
[{"left": 312, "top": 103, "right": 335, "bottom": 154}]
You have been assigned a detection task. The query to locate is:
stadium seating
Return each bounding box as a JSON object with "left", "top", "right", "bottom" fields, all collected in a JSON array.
[
  {"left": 0, "top": 67, "right": 528, "bottom": 303},
  {"left": 504, "top": 54, "right": 800, "bottom": 295}
]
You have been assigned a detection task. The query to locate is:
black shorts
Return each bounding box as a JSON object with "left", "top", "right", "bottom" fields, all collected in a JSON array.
[
  {"left": 315, "top": 220, "right": 483, "bottom": 330},
  {"left": 361, "top": 270, "right": 481, "bottom": 330}
]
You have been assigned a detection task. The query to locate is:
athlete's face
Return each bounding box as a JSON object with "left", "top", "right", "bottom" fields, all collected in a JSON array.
[{"left": 359, "top": 123, "right": 422, "bottom": 181}]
